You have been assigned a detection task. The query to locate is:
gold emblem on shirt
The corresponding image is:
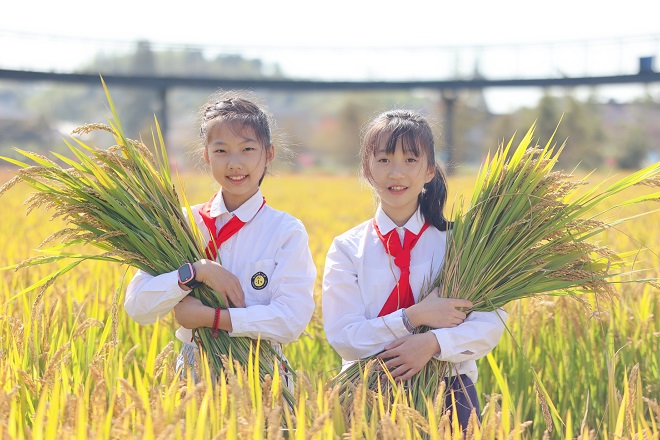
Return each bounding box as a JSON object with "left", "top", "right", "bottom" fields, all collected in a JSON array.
[{"left": 251, "top": 272, "right": 268, "bottom": 290}]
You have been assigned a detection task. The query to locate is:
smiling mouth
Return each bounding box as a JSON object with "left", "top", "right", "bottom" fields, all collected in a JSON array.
[
  {"left": 388, "top": 186, "right": 408, "bottom": 192},
  {"left": 227, "top": 175, "right": 248, "bottom": 183}
]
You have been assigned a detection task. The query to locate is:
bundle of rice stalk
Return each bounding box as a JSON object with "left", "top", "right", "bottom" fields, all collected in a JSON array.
[
  {"left": 0, "top": 80, "right": 295, "bottom": 407},
  {"left": 333, "top": 122, "right": 660, "bottom": 424}
]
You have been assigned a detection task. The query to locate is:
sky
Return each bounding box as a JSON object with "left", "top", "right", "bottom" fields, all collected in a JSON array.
[{"left": 1, "top": 0, "right": 659, "bottom": 112}]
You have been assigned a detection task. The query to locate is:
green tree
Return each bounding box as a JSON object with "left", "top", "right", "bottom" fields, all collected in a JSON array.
[
  {"left": 122, "top": 40, "right": 159, "bottom": 139},
  {"left": 516, "top": 93, "right": 605, "bottom": 170},
  {"left": 618, "top": 125, "right": 650, "bottom": 169}
]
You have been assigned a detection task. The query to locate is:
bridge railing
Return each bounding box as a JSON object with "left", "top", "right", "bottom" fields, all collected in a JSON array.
[{"left": 0, "top": 31, "right": 658, "bottom": 81}]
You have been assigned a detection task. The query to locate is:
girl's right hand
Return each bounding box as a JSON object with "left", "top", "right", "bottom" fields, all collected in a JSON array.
[
  {"left": 192, "top": 259, "right": 246, "bottom": 308},
  {"left": 405, "top": 292, "right": 472, "bottom": 329}
]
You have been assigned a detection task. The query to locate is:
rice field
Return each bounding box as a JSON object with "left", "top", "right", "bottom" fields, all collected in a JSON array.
[{"left": 1, "top": 170, "right": 659, "bottom": 439}]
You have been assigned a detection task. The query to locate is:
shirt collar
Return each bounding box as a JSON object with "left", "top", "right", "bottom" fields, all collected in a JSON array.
[
  {"left": 374, "top": 205, "right": 425, "bottom": 235},
  {"left": 209, "top": 189, "right": 264, "bottom": 222}
]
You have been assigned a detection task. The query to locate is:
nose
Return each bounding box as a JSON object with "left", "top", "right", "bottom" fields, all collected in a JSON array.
[
  {"left": 227, "top": 153, "right": 243, "bottom": 170},
  {"left": 388, "top": 162, "right": 405, "bottom": 179}
]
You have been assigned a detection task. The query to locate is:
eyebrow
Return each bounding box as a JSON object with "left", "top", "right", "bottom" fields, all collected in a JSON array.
[{"left": 211, "top": 136, "right": 258, "bottom": 145}]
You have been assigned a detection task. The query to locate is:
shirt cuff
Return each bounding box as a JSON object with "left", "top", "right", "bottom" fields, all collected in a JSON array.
[
  {"left": 431, "top": 329, "right": 456, "bottom": 360},
  {"left": 227, "top": 307, "right": 248, "bottom": 335},
  {"left": 382, "top": 310, "right": 412, "bottom": 339},
  {"left": 166, "top": 270, "right": 190, "bottom": 296}
]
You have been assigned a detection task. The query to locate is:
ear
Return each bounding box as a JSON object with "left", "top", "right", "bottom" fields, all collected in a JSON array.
[
  {"left": 265, "top": 144, "right": 275, "bottom": 167},
  {"left": 425, "top": 165, "right": 435, "bottom": 184},
  {"left": 203, "top": 147, "right": 210, "bottom": 164}
]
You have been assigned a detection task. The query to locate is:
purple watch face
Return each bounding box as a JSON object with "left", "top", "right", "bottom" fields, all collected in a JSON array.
[{"left": 179, "top": 263, "right": 194, "bottom": 283}]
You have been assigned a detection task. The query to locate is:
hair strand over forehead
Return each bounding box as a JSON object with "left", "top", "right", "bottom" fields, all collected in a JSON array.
[
  {"left": 360, "top": 109, "right": 435, "bottom": 181},
  {"left": 197, "top": 90, "right": 275, "bottom": 185},
  {"left": 199, "top": 90, "right": 273, "bottom": 150},
  {"left": 359, "top": 109, "right": 450, "bottom": 231}
]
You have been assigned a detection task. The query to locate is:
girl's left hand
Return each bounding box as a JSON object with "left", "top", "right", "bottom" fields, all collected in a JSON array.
[
  {"left": 376, "top": 332, "right": 441, "bottom": 381},
  {"left": 173, "top": 296, "right": 213, "bottom": 329}
]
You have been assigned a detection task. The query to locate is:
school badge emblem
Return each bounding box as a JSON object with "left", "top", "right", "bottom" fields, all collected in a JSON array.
[{"left": 251, "top": 272, "right": 268, "bottom": 290}]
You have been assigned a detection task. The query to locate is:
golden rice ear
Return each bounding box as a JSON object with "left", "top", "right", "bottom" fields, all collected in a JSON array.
[
  {"left": 333, "top": 119, "right": 660, "bottom": 422},
  {"left": 0, "top": 78, "right": 297, "bottom": 410},
  {"left": 71, "top": 123, "right": 116, "bottom": 136}
]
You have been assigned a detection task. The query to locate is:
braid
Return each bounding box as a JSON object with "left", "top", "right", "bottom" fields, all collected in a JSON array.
[
  {"left": 197, "top": 92, "right": 274, "bottom": 185},
  {"left": 198, "top": 93, "right": 272, "bottom": 148}
]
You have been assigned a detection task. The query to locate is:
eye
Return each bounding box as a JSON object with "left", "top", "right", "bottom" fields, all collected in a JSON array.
[
  {"left": 213, "top": 148, "right": 226, "bottom": 154},
  {"left": 406, "top": 157, "right": 418, "bottom": 163},
  {"left": 244, "top": 146, "right": 256, "bottom": 152}
]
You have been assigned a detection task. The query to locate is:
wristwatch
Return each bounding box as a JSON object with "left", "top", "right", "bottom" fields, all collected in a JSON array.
[{"left": 177, "top": 262, "right": 202, "bottom": 289}]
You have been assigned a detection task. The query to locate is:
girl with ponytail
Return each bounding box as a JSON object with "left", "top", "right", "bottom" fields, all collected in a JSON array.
[{"left": 322, "top": 109, "right": 506, "bottom": 429}]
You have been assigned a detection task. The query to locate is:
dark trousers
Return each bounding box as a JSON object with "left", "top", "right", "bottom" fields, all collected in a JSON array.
[{"left": 444, "top": 374, "right": 480, "bottom": 430}]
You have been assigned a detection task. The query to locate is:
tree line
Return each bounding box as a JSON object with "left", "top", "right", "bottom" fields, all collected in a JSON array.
[{"left": 0, "top": 41, "right": 658, "bottom": 172}]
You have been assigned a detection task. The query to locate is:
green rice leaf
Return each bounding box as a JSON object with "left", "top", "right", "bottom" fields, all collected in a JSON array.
[
  {"left": 0, "top": 79, "right": 295, "bottom": 408},
  {"left": 333, "top": 120, "right": 660, "bottom": 418}
]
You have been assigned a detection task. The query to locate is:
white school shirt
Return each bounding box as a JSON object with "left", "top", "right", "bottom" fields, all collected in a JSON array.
[
  {"left": 322, "top": 205, "right": 507, "bottom": 383},
  {"left": 124, "top": 189, "right": 316, "bottom": 346}
]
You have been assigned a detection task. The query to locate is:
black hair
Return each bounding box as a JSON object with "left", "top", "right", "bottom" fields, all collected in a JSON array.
[
  {"left": 198, "top": 91, "right": 274, "bottom": 184},
  {"left": 360, "top": 109, "right": 450, "bottom": 231}
]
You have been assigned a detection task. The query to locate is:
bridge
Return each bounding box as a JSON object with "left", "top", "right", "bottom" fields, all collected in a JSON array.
[
  {"left": 1, "top": 32, "right": 659, "bottom": 168},
  {"left": 2, "top": 67, "right": 658, "bottom": 166}
]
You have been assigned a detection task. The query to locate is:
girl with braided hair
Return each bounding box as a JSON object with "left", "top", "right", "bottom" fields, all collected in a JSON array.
[{"left": 124, "top": 91, "right": 316, "bottom": 386}]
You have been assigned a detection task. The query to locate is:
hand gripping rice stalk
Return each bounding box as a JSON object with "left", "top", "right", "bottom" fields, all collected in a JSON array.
[
  {"left": 0, "top": 79, "right": 295, "bottom": 408},
  {"left": 332, "top": 122, "right": 660, "bottom": 425}
]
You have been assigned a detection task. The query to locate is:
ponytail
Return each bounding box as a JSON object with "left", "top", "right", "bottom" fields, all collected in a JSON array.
[
  {"left": 419, "top": 164, "right": 450, "bottom": 231},
  {"left": 360, "top": 109, "right": 450, "bottom": 231}
]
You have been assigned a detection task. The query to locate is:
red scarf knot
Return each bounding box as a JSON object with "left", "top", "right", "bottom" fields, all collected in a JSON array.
[
  {"left": 373, "top": 218, "right": 430, "bottom": 317},
  {"left": 198, "top": 193, "right": 266, "bottom": 261}
]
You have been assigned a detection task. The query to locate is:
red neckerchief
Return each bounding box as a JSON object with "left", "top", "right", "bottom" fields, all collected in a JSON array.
[
  {"left": 198, "top": 193, "right": 266, "bottom": 260},
  {"left": 373, "top": 218, "right": 430, "bottom": 316}
]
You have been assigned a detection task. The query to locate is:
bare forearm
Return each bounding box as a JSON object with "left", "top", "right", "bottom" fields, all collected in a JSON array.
[
  {"left": 195, "top": 304, "right": 234, "bottom": 332},
  {"left": 174, "top": 296, "right": 234, "bottom": 332}
]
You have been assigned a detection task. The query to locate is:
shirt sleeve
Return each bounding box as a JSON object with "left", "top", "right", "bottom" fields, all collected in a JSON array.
[
  {"left": 124, "top": 269, "right": 189, "bottom": 325},
  {"left": 430, "top": 309, "right": 508, "bottom": 363},
  {"left": 227, "top": 220, "right": 316, "bottom": 344},
  {"left": 322, "top": 237, "right": 411, "bottom": 361},
  {"left": 124, "top": 205, "right": 201, "bottom": 325}
]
